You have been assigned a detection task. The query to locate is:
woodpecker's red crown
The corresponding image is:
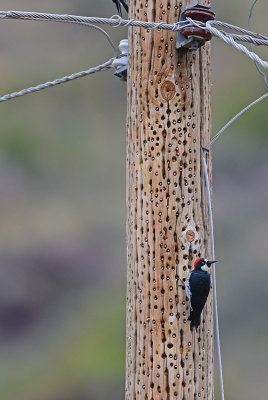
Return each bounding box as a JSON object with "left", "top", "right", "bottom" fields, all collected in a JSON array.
[{"left": 194, "top": 258, "right": 203, "bottom": 269}]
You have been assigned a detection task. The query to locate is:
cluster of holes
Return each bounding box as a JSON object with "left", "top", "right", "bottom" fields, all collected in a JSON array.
[{"left": 126, "top": 3, "right": 212, "bottom": 399}]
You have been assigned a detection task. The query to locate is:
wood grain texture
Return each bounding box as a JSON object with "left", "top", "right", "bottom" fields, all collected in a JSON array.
[{"left": 126, "top": 1, "right": 213, "bottom": 399}]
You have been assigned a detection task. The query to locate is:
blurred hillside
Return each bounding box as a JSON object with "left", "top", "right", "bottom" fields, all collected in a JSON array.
[{"left": 0, "top": 0, "right": 267, "bottom": 399}]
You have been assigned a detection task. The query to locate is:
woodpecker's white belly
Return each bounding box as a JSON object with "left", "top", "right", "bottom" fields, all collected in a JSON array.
[{"left": 185, "top": 272, "right": 192, "bottom": 306}]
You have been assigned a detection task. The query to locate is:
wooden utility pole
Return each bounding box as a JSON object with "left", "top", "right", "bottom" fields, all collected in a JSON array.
[{"left": 126, "top": 1, "right": 213, "bottom": 399}]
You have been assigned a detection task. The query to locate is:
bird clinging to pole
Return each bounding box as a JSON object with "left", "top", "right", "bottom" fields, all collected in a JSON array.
[
  {"left": 186, "top": 258, "right": 217, "bottom": 330},
  {"left": 112, "top": 0, "right": 129, "bottom": 17}
]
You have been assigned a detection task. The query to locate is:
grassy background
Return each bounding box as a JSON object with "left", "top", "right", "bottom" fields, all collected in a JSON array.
[{"left": 0, "top": 0, "right": 267, "bottom": 399}]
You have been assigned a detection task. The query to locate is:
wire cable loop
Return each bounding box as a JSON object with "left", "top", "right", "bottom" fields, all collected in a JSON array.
[
  {"left": 0, "top": 11, "right": 191, "bottom": 32},
  {"left": 0, "top": 10, "right": 267, "bottom": 41}
]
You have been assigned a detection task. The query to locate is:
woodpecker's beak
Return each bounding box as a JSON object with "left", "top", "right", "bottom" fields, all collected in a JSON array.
[{"left": 207, "top": 260, "right": 218, "bottom": 267}]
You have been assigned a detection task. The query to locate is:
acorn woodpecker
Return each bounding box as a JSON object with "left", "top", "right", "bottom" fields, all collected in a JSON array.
[
  {"left": 186, "top": 258, "right": 217, "bottom": 330},
  {"left": 112, "top": 0, "right": 129, "bottom": 17}
]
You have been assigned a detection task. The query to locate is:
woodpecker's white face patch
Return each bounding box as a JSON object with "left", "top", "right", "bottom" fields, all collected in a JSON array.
[{"left": 201, "top": 259, "right": 209, "bottom": 271}]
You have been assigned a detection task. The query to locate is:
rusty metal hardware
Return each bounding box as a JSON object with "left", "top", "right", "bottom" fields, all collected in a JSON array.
[
  {"left": 183, "top": 7, "right": 215, "bottom": 23},
  {"left": 176, "top": 1, "right": 215, "bottom": 51},
  {"left": 181, "top": 26, "right": 212, "bottom": 42}
]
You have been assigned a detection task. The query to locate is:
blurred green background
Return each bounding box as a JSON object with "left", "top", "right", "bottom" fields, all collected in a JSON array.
[{"left": 0, "top": 1, "right": 267, "bottom": 399}]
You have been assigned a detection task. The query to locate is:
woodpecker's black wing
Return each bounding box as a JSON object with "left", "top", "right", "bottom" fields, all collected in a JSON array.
[
  {"left": 112, "top": 0, "right": 129, "bottom": 16},
  {"left": 188, "top": 270, "right": 211, "bottom": 330}
]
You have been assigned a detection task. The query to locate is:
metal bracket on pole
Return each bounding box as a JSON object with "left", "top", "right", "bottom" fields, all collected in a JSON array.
[{"left": 176, "top": 1, "right": 215, "bottom": 51}]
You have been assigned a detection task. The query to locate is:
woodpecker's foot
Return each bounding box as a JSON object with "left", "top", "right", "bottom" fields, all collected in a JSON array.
[
  {"left": 177, "top": 277, "right": 185, "bottom": 289},
  {"left": 178, "top": 284, "right": 185, "bottom": 289}
]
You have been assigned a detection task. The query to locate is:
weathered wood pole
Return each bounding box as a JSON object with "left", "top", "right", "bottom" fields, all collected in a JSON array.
[{"left": 126, "top": 0, "right": 213, "bottom": 399}]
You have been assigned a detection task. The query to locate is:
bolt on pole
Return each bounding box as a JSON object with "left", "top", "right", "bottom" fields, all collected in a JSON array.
[{"left": 126, "top": 1, "right": 213, "bottom": 399}]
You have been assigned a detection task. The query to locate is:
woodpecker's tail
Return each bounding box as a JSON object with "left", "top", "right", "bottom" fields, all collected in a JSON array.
[{"left": 188, "top": 310, "right": 201, "bottom": 331}]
